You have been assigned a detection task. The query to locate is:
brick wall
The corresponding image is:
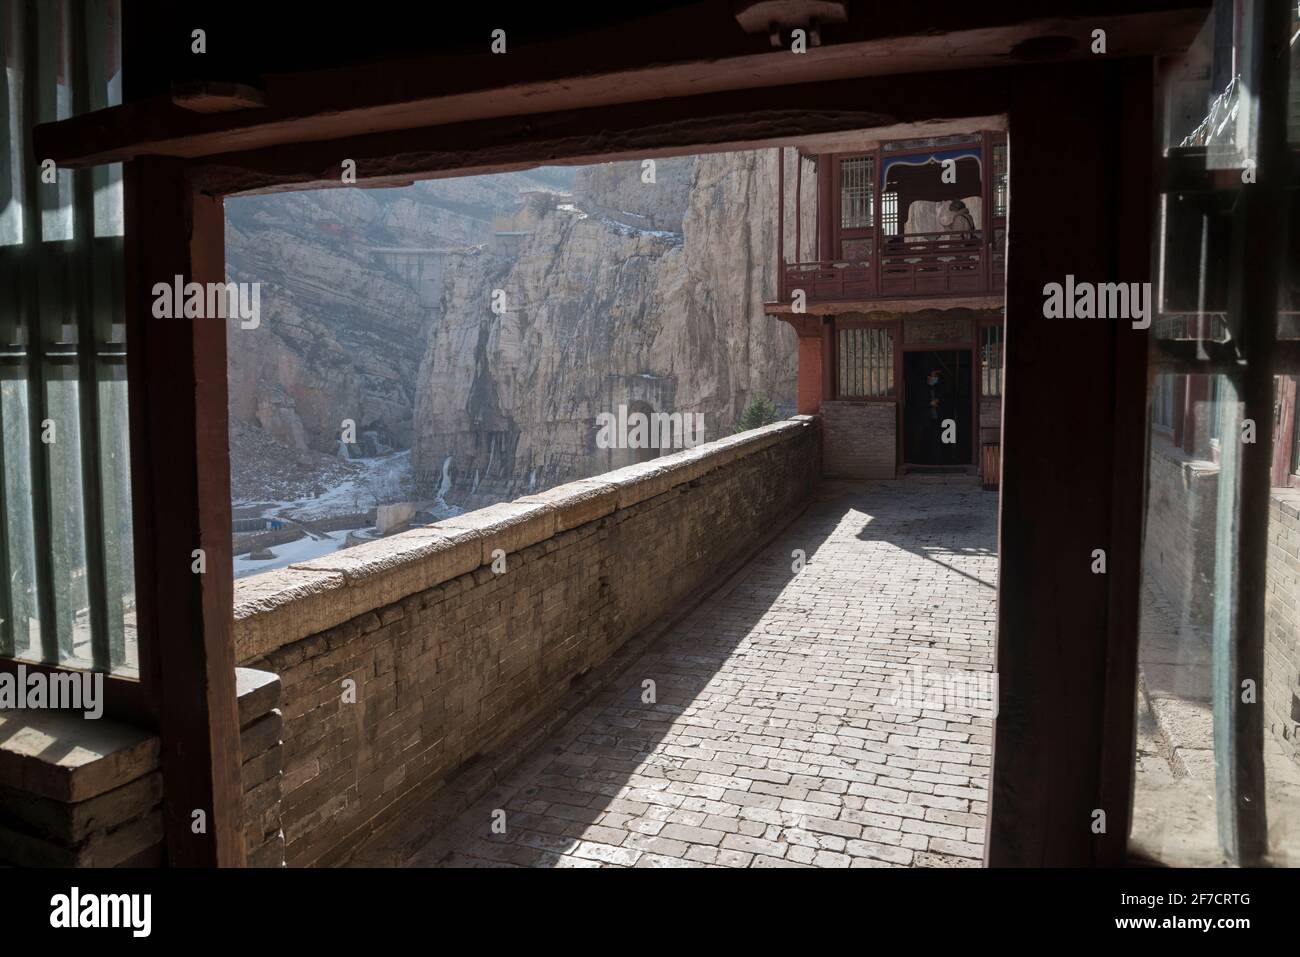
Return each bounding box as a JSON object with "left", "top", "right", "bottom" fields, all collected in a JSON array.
[
  {"left": 234, "top": 417, "right": 820, "bottom": 866},
  {"left": 820, "top": 400, "right": 896, "bottom": 478},
  {"left": 238, "top": 668, "right": 286, "bottom": 867},
  {"left": 1144, "top": 435, "right": 1300, "bottom": 767}
]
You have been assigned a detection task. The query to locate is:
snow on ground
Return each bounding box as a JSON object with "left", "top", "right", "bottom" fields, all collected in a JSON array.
[
  {"left": 234, "top": 448, "right": 469, "bottom": 577},
  {"left": 234, "top": 529, "right": 365, "bottom": 579},
  {"left": 235, "top": 449, "right": 415, "bottom": 522},
  {"left": 597, "top": 216, "right": 682, "bottom": 242}
]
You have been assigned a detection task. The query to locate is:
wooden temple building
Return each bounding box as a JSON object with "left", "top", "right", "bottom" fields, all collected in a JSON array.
[{"left": 768, "top": 131, "right": 1008, "bottom": 483}]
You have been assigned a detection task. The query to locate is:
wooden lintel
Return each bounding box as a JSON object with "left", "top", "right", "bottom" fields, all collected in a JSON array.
[{"left": 35, "top": 5, "right": 1208, "bottom": 170}]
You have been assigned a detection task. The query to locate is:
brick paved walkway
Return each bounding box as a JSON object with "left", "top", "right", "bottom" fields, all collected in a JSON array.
[{"left": 404, "top": 479, "right": 998, "bottom": 868}]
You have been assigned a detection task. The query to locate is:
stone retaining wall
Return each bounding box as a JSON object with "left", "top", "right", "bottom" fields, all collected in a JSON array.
[{"left": 233, "top": 416, "right": 821, "bottom": 866}]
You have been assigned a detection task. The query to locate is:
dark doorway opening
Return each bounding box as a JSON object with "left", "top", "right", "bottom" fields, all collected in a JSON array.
[{"left": 904, "top": 350, "right": 972, "bottom": 467}]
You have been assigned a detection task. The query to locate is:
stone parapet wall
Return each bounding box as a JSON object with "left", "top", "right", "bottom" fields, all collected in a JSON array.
[{"left": 233, "top": 416, "right": 820, "bottom": 866}]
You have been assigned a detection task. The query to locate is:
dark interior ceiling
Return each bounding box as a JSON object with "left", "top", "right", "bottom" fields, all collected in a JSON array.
[{"left": 130, "top": 0, "right": 1208, "bottom": 92}]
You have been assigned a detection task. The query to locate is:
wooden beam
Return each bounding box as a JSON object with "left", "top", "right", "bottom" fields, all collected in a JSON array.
[
  {"left": 35, "top": 4, "right": 1209, "bottom": 170},
  {"left": 122, "top": 156, "right": 245, "bottom": 867}
]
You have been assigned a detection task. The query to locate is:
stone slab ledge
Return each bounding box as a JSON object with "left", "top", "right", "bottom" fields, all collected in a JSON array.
[
  {"left": 0, "top": 709, "right": 160, "bottom": 804},
  {"left": 234, "top": 415, "right": 817, "bottom": 662}
]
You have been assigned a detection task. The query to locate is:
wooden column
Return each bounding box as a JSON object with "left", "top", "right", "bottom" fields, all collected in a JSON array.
[
  {"left": 822, "top": 321, "right": 835, "bottom": 404},
  {"left": 794, "top": 151, "right": 802, "bottom": 263},
  {"left": 123, "top": 157, "right": 245, "bottom": 867},
  {"left": 985, "top": 59, "right": 1152, "bottom": 866},
  {"left": 1274, "top": 378, "right": 1297, "bottom": 487},
  {"left": 1095, "top": 58, "right": 1155, "bottom": 868},
  {"left": 781, "top": 314, "right": 825, "bottom": 414},
  {"left": 817, "top": 153, "right": 834, "bottom": 261},
  {"left": 980, "top": 130, "right": 994, "bottom": 291}
]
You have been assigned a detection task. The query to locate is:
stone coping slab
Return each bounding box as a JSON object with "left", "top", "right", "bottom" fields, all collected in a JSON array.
[
  {"left": 234, "top": 416, "right": 816, "bottom": 662},
  {"left": 236, "top": 667, "right": 282, "bottom": 728},
  {"left": 0, "top": 709, "right": 160, "bottom": 804}
]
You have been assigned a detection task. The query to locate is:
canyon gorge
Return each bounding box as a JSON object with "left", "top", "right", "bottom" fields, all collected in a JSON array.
[{"left": 224, "top": 150, "right": 805, "bottom": 531}]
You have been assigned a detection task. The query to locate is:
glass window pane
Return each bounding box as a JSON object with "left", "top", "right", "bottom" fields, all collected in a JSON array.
[
  {"left": 1135, "top": 0, "right": 1300, "bottom": 866},
  {"left": 980, "top": 325, "right": 1003, "bottom": 398},
  {"left": 1, "top": 375, "right": 41, "bottom": 661},
  {"left": 45, "top": 373, "right": 91, "bottom": 667},
  {"left": 0, "top": 0, "right": 131, "bottom": 677},
  {"left": 98, "top": 370, "right": 135, "bottom": 675},
  {"left": 837, "top": 326, "right": 894, "bottom": 398},
  {"left": 992, "top": 142, "right": 1009, "bottom": 218}
]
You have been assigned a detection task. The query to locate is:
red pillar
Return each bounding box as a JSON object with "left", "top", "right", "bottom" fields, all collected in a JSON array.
[{"left": 782, "top": 315, "right": 825, "bottom": 414}]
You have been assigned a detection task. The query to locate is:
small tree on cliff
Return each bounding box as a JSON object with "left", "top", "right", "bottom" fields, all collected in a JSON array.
[{"left": 734, "top": 395, "right": 779, "bottom": 434}]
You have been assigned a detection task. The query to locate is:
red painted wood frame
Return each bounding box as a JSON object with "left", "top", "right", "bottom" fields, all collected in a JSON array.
[
  {"left": 829, "top": 150, "right": 877, "bottom": 263},
  {"left": 977, "top": 312, "right": 1006, "bottom": 459}
]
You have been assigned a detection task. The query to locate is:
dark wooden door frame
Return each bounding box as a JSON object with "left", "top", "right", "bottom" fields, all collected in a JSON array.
[
  {"left": 899, "top": 345, "right": 977, "bottom": 469},
  {"left": 38, "top": 6, "right": 1205, "bottom": 866},
  {"left": 899, "top": 340, "right": 981, "bottom": 470},
  {"left": 188, "top": 62, "right": 1151, "bottom": 868}
]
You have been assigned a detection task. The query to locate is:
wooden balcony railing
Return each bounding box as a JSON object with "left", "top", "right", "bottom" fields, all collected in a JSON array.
[{"left": 779, "top": 224, "right": 1006, "bottom": 305}]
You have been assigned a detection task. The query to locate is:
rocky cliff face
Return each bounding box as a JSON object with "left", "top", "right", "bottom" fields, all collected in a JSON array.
[
  {"left": 225, "top": 170, "right": 572, "bottom": 462},
  {"left": 226, "top": 152, "right": 799, "bottom": 512},
  {"left": 411, "top": 152, "right": 800, "bottom": 507}
]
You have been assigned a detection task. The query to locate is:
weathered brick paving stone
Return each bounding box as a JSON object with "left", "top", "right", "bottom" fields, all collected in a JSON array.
[{"left": 411, "top": 479, "right": 997, "bottom": 868}]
